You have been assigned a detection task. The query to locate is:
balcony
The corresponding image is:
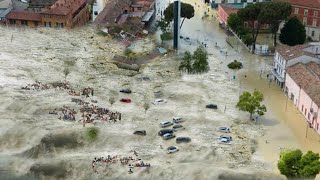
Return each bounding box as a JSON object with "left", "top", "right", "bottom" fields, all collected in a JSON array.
[{"left": 271, "top": 69, "right": 284, "bottom": 82}]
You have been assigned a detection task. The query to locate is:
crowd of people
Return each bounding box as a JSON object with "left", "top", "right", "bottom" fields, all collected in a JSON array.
[{"left": 91, "top": 151, "right": 151, "bottom": 174}]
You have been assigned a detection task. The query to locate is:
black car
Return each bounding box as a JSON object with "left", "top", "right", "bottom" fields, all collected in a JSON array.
[
  {"left": 120, "top": 89, "right": 132, "bottom": 94},
  {"left": 133, "top": 130, "right": 146, "bottom": 136},
  {"left": 158, "top": 129, "right": 173, "bottom": 136},
  {"left": 176, "top": 137, "right": 191, "bottom": 144},
  {"left": 206, "top": 104, "right": 218, "bottom": 109}
]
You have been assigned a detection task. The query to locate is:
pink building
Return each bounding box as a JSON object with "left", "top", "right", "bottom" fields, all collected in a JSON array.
[
  {"left": 285, "top": 62, "right": 320, "bottom": 134},
  {"left": 217, "top": 4, "right": 238, "bottom": 27}
]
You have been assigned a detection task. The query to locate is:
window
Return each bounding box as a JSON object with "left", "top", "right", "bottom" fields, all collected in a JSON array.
[
  {"left": 56, "top": 22, "right": 63, "bottom": 28},
  {"left": 291, "top": 93, "right": 294, "bottom": 101},
  {"left": 304, "top": 9, "right": 308, "bottom": 16},
  {"left": 94, "top": 11, "right": 98, "bottom": 15},
  {"left": 313, "top": 19, "right": 317, "bottom": 27},
  {"left": 312, "top": 30, "right": 315, "bottom": 36},
  {"left": 137, "top": 7, "right": 142, "bottom": 11},
  {"left": 9, "top": 19, "right": 15, "bottom": 24},
  {"left": 308, "top": 113, "right": 310, "bottom": 120},
  {"left": 303, "top": 17, "right": 307, "bottom": 25},
  {"left": 294, "top": 8, "right": 299, "bottom": 14},
  {"left": 21, "top": 20, "right": 28, "bottom": 26},
  {"left": 305, "top": 109, "right": 307, "bottom": 115},
  {"left": 44, "top": 21, "right": 51, "bottom": 27},
  {"left": 302, "top": 105, "right": 304, "bottom": 111},
  {"left": 314, "top": 11, "right": 318, "bottom": 17}
]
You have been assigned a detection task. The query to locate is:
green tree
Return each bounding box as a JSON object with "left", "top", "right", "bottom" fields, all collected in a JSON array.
[
  {"left": 237, "top": 3, "right": 265, "bottom": 53},
  {"left": 236, "top": 90, "right": 266, "bottom": 120},
  {"left": 164, "top": 2, "right": 195, "bottom": 29},
  {"left": 279, "top": 16, "right": 306, "bottom": 46},
  {"left": 86, "top": 127, "right": 99, "bottom": 141},
  {"left": 156, "top": 18, "right": 170, "bottom": 33},
  {"left": 179, "top": 51, "right": 193, "bottom": 73},
  {"left": 278, "top": 149, "right": 320, "bottom": 179},
  {"left": 259, "top": 2, "right": 291, "bottom": 46},
  {"left": 227, "top": 13, "right": 243, "bottom": 32},
  {"left": 192, "top": 46, "right": 209, "bottom": 73}
]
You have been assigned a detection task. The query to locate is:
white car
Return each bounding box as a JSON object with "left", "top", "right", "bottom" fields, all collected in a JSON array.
[
  {"left": 217, "top": 127, "right": 231, "bottom": 133},
  {"left": 173, "top": 117, "right": 184, "bottom": 123},
  {"left": 167, "top": 146, "right": 179, "bottom": 154},
  {"left": 152, "top": 99, "right": 167, "bottom": 105},
  {"left": 218, "top": 137, "right": 232, "bottom": 145},
  {"left": 160, "top": 121, "right": 173, "bottom": 128}
]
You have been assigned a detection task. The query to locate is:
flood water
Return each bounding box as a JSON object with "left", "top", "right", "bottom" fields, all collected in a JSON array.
[{"left": 157, "top": 0, "right": 320, "bottom": 168}]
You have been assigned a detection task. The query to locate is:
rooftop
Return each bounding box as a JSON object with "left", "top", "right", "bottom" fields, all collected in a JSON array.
[
  {"left": 219, "top": 3, "right": 243, "bottom": 15},
  {"left": 0, "top": 0, "right": 12, "bottom": 9},
  {"left": 41, "top": 0, "right": 86, "bottom": 16},
  {"left": 286, "top": 0, "right": 320, "bottom": 9},
  {"left": 6, "top": 10, "right": 41, "bottom": 21},
  {"left": 275, "top": 44, "right": 318, "bottom": 61},
  {"left": 287, "top": 62, "right": 320, "bottom": 106}
]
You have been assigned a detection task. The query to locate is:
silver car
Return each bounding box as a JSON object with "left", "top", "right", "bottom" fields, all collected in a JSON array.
[
  {"left": 173, "top": 117, "right": 184, "bottom": 123},
  {"left": 167, "top": 146, "right": 179, "bottom": 154},
  {"left": 217, "top": 127, "right": 231, "bottom": 133},
  {"left": 160, "top": 121, "right": 173, "bottom": 128},
  {"left": 162, "top": 133, "right": 175, "bottom": 140}
]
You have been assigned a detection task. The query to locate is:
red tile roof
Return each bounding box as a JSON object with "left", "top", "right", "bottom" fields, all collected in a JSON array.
[
  {"left": 286, "top": 0, "right": 320, "bottom": 9},
  {"left": 287, "top": 62, "right": 320, "bottom": 106},
  {"left": 275, "top": 44, "right": 317, "bottom": 61},
  {"left": 219, "top": 4, "right": 239, "bottom": 15},
  {"left": 6, "top": 10, "right": 41, "bottom": 21},
  {"left": 41, "top": 0, "right": 86, "bottom": 16}
]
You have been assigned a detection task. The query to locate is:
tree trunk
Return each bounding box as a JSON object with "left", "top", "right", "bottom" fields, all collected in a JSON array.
[
  {"left": 273, "top": 32, "right": 277, "bottom": 47},
  {"left": 250, "top": 113, "right": 253, "bottom": 120},
  {"left": 180, "top": 18, "right": 186, "bottom": 29}
]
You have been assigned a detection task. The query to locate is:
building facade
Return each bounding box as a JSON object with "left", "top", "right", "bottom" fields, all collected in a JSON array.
[
  {"left": 287, "top": 0, "right": 320, "bottom": 41},
  {"left": 285, "top": 62, "right": 320, "bottom": 134},
  {"left": 6, "top": 10, "right": 41, "bottom": 27},
  {"left": 272, "top": 43, "right": 320, "bottom": 88}
]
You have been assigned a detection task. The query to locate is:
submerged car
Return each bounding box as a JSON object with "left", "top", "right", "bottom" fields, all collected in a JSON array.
[
  {"left": 160, "top": 121, "right": 173, "bottom": 128},
  {"left": 167, "top": 146, "right": 179, "bottom": 154},
  {"left": 218, "top": 137, "right": 232, "bottom": 144},
  {"left": 206, "top": 104, "right": 218, "bottom": 109},
  {"left": 172, "top": 124, "right": 185, "bottom": 131},
  {"left": 120, "top": 98, "right": 131, "bottom": 103},
  {"left": 219, "top": 135, "right": 232, "bottom": 141},
  {"left": 120, "top": 89, "right": 132, "bottom": 94},
  {"left": 162, "top": 133, "right": 175, "bottom": 140},
  {"left": 133, "top": 130, "right": 146, "bottom": 136},
  {"left": 152, "top": 99, "right": 167, "bottom": 105},
  {"left": 217, "top": 127, "right": 231, "bottom": 133},
  {"left": 158, "top": 129, "right": 173, "bottom": 136},
  {"left": 176, "top": 137, "right": 191, "bottom": 144}
]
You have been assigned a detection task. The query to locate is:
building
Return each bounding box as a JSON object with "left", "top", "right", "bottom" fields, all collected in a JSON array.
[
  {"left": 6, "top": 10, "right": 41, "bottom": 27},
  {"left": 94, "top": 0, "right": 155, "bottom": 27},
  {"left": 217, "top": 4, "right": 269, "bottom": 30},
  {"left": 272, "top": 43, "right": 320, "bottom": 88},
  {"left": 41, "top": 0, "right": 90, "bottom": 28},
  {"left": 285, "top": 62, "right": 320, "bottom": 134},
  {"left": 285, "top": 0, "right": 320, "bottom": 41},
  {"left": 0, "top": 0, "right": 12, "bottom": 25}
]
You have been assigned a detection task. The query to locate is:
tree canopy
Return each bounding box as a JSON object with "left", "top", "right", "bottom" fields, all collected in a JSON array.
[
  {"left": 227, "top": 13, "right": 243, "bottom": 32},
  {"left": 179, "top": 46, "right": 209, "bottom": 74},
  {"left": 278, "top": 149, "right": 320, "bottom": 179},
  {"left": 164, "top": 2, "right": 194, "bottom": 28},
  {"left": 279, "top": 16, "right": 306, "bottom": 46},
  {"left": 236, "top": 90, "right": 266, "bottom": 120}
]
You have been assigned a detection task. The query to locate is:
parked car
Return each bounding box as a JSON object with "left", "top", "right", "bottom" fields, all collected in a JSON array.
[
  {"left": 217, "top": 127, "right": 230, "bottom": 133},
  {"left": 176, "top": 137, "right": 191, "bottom": 144},
  {"left": 173, "top": 117, "right": 184, "bottom": 123},
  {"left": 120, "top": 89, "right": 132, "bottom": 94},
  {"left": 120, "top": 98, "right": 131, "bottom": 103},
  {"left": 158, "top": 129, "right": 173, "bottom": 136},
  {"left": 167, "top": 146, "right": 179, "bottom": 154},
  {"left": 133, "top": 130, "right": 146, "bottom": 136},
  {"left": 160, "top": 121, "right": 173, "bottom": 128},
  {"left": 219, "top": 135, "right": 232, "bottom": 141},
  {"left": 172, "top": 124, "right": 185, "bottom": 131},
  {"left": 152, "top": 99, "right": 167, "bottom": 105},
  {"left": 206, "top": 104, "right": 218, "bottom": 109},
  {"left": 162, "top": 133, "right": 175, "bottom": 140}
]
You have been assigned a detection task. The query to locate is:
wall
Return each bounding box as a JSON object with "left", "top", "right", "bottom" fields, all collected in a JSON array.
[
  {"left": 285, "top": 74, "right": 301, "bottom": 105},
  {"left": 217, "top": 5, "right": 228, "bottom": 24},
  {"left": 72, "top": 4, "right": 90, "bottom": 28},
  {"left": 41, "top": 14, "right": 69, "bottom": 28}
]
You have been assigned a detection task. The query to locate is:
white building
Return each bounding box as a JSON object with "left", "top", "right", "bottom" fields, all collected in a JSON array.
[{"left": 272, "top": 43, "right": 320, "bottom": 88}]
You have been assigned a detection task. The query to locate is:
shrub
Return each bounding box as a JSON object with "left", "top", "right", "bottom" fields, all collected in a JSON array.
[
  {"left": 86, "top": 127, "right": 99, "bottom": 141},
  {"left": 160, "top": 32, "right": 173, "bottom": 41},
  {"left": 227, "top": 60, "right": 243, "bottom": 69}
]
